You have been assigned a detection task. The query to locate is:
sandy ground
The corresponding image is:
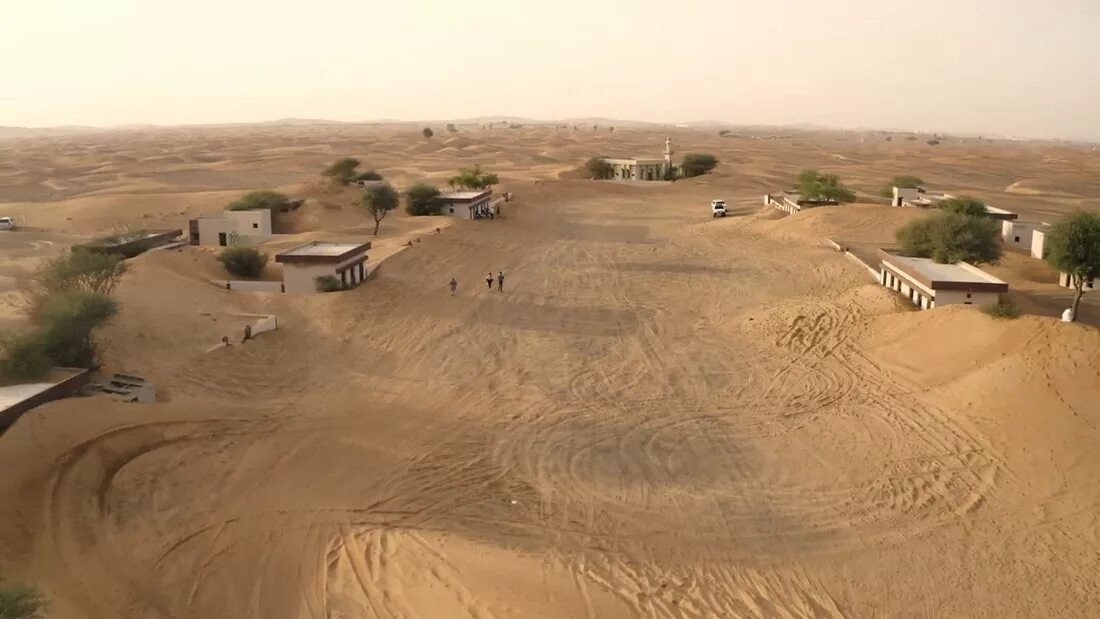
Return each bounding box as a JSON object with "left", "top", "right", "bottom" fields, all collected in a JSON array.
[{"left": 0, "top": 124, "right": 1098, "bottom": 618}]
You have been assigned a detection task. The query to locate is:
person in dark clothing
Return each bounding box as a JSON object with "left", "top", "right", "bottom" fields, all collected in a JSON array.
[
  {"left": 486, "top": 273, "right": 494, "bottom": 290},
  {"left": 449, "top": 277, "right": 458, "bottom": 295},
  {"left": 497, "top": 271, "right": 505, "bottom": 292}
]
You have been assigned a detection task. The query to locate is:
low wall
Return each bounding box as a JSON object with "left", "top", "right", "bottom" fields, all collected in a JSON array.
[
  {"left": 0, "top": 368, "right": 91, "bottom": 434},
  {"left": 214, "top": 280, "right": 285, "bottom": 293}
]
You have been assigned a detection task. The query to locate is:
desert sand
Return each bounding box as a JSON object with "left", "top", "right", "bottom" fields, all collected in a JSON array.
[{"left": 0, "top": 124, "right": 1098, "bottom": 617}]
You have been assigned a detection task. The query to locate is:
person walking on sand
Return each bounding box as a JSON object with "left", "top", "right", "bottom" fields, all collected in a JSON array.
[
  {"left": 449, "top": 277, "right": 458, "bottom": 296},
  {"left": 486, "top": 273, "right": 494, "bottom": 290},
  {"left": 497, "top": 271, "right": 505, "bottom": 292}
]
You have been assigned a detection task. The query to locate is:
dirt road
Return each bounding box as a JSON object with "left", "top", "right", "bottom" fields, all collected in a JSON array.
[{"left": 2, "top": 182, "right": 1098, "bottom": 618}]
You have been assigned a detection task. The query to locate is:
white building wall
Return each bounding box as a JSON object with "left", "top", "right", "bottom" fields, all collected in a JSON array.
[
  {"left": 935, "top": 290, "right": 1000, "bottom": 307},
  {"left": 197, "top": 218, "right": 237, "bottom": 246},
  {"left": 225, "top": 210, "right": 272, "bottom": 235},
  {"left": 1002, "top": 221, "right": 1037, "bottom": 250},
  {"left": 1031, "top": 230, "right": 1047, "bottom": 259},
  {"left": 281, "top": 253, "right": 367, "bottom": 294}
]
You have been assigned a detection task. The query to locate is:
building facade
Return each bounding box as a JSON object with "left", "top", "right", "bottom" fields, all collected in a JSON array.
[
  {"left": 190, "top": 209, "right": 273, "bottom": 246},
  {"left": 439, "top": 190, "right": 494, "bottom": 219},
  {"left": 275, "top": 241, "right": 371, "bottom": 293},
  {"left": 599, "top": 137, "right": 674, "bottom": 181},
  {"left": 878, "top": 250, "right": 1008, "bottom": 310}
]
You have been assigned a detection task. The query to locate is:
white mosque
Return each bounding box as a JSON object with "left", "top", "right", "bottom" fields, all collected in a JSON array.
[{"left": 599, "top": 137, "right": 676, "bottom": 181}]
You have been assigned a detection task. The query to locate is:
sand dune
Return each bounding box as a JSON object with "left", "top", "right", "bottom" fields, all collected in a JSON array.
[{"left": 0, "top": 125, "right": 1098, "bottom": 617}]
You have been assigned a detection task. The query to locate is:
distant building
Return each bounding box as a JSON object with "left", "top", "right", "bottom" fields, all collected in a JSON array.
[
  {"left": 599, "top": 137, "right": 675, "bottom": 181},
  {"left": 890, "top": 187, "right": 1017, "bottom": 220},
  {"left": 878, "top": 249, "right": 1008, "bottom": 310},
  {"left": 764, "top": 192, "right": 836, "bottom": 214},
  {"left": 1058, "top": 272, "right": 1097, "bottom": 291},
  {"left": 439, "top": 189, "right": 493, "bottom": 219},
  {"left": 189, "top": 209, "right": 273, "bottom": 246},
  {"left": 275, "top": 241, "right": 370, "bottom": 293},
  {"left": 1030, "top": 227, "right": 1050, "bottom": 259},
  {"left": 1001, "top": 220, "right": 1046, "bottom": 251}
]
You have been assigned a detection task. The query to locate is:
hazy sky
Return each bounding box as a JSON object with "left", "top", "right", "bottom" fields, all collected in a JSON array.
[{"left": 3, "top": 0, "right": 1099, "bottom": 140}]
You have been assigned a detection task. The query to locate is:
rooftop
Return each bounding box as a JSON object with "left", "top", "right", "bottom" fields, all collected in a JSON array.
[
  {"left": 880, "top": 250, "right": 1008, "bottom": 291},
  {"left": 278, "top": 242, "right": 367, "bottom": 258},
  {"left": 275, "top": 241, "right": 371, "bottom": 264},
  {"left": 441, "top": 190, "right": 492, "bottom": 201}
]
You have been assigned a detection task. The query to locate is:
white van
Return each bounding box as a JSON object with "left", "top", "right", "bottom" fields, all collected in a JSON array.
[
  {"left": 0, "top": 217, "right": 15, "bottom": 231},
  {"left": 711, "top": 200, "right": 727, "bottom": 218}
]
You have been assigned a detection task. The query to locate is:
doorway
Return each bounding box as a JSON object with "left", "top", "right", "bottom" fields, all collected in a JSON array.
[{"left": 218, "top": 232, "right": 227, "bottom": 246}]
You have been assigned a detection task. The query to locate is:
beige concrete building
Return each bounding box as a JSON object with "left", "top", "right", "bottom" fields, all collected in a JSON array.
[
  {"left": 1059, "top": 272, "right": 1097, "bottom": 291},
  {"left": 891, "top": 187, "right": 1018, "bottom": 221},
  {"left": 1031, "top": 227, "right": 1050, "bottom": 259},
  {"left": 275, "top": 241, "right": 370, "bottom": 293},
  {"left": 600, "top": 137, "right": 674, "bottom": 181},
  {"left": 878, "top": 250, "right": 1008, "bottom": 310},
  {"left": 189, "top": 209, "right": 273, "bottom": 246},
  {"left": 440, "top": 190, "right": 494, "bottom": 219},
  {"left": 1001, "top": 220, "right": 1045, "bottom": 250}
]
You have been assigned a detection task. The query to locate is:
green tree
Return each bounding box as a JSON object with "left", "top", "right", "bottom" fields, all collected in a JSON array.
[
  {"left": 448, "top": 165, "right": 499, "bottom": 190},
  {"left": 936, "top": 196, "right": 988, "bottom": 217},
  {"left": 896, "top": 211, "right": 1001, "bottom": 265},
  {"left": 0, "top": 584, "right": 45, "bottom": 619},
  {"left": 0, "top": 332, "right": 51, "bottom": 382},
  {"left": 405, "top": 183, "right": 443, "bottom": 216},
  {"left": 1043, "top": 211, "right": 1100, "bottom": 321},
  {"left": 585, "top": 158, "right": 614, "bottom": 180},
  {"left": 227, "top": 191, "right": 291, "bottom": 213},
  {"left": 422, "top": 127, "right": 434, "bottom": 140},
  {"left": 35, "top": 291, "right": 119, "bottom": 369},
  {"left": 361, "top": 183, "right": 400, "bottom": 235},
  {"left": 36, "top": 249, "right": 128, "bottom": 296},
  {"left": 680, "top": 153, "right": 719, "bottom": 178},
  {"left": 217, "top": 247, "right": 268, "bottom": 278},
  {"left": 323, "top": 158, "right": 361, "bottom": 185},
  {"left": 880, "top": 175, "right": 925, "bottom": 198},
  {"left": 795, "top": 170, "right": 856, "bottom": 203}
]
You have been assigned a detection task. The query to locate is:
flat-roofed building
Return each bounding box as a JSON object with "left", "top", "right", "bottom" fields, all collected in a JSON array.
[
  {"left": 1058, "top": 272, "right": 1097, "bottom": 291},
  {"left": 878, "top": 250, "right": 1008, "bottom": 310},
  {"left": 439, "top": 189, "right": 493, "bottom": 219},
  {"left": 275, "top": 241, "right": 370, "bottom": 293},
  {"left": 891, "top": 186, "right": 950, "bottom": 207},
  {"left": 1002, "top": 220, "right": 1045, "bottom": 250},
  {"left": 1030, "top": 227, "right": 1051, "bottom": 259},
  {"left": 189, "top": 209, "right": 273, "bottom": 246}
]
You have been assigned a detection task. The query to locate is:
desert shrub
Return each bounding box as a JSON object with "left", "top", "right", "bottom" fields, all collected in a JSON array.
[
  {"left": 36, "top": 249, "right": 128, "bottom": 296},
  {"left": 795, "top": 169, "right": 856, "bottom": 203},
  {"left": 584, "top": 158, "right": 614, "bottom": 180},
  {"left": 509, "top": 124, "right": 523, "bottom": 129},
  {"left": 354, "top": 170, "right": 383, "bottom": 182},
  {"left": 981, "top": 301, "right": 1020, "bottom": 319},
  {"left": 936, "top": 196, "right": 988, "bottom": 217},
  {"left": 718, "top": 129, "right": 731, "bottom": 136},
  {"left": 896, "top": 211, "right": 1001, "bottom": 264},
  {"left": 663, "top": 167, "right": 679, "bottom": 181},
  {"left": 906, "top": 136, "right": 917, "bottom": 141},
  {"left": 35, "top": 292, "right": 118, "bottom": 369},
  {"left": 0, "top": 584, "right": 45, "bottom": 619},
  {"left": 927, "top": 139, "right": 941, "bottom": 146},
  {"left": 405, "top": 183, "right": 443, "bottom": 216},
  {"left": 323, "top": 157, "right": 361, "bottom": 185},
  {"left": 315, "top": 275, "right": 343, "bottom": 293},
  {"left": 217, "top": 247, "right": 268, "bottom": 278},
  {"left": 228, "top": 191, "right": 291, "bottom": 213},
  {"left": 680, "top": 153, "right": 718, "bottom": 178},
  {"left": 0, "top": 332, "right": 51, "bottom": 383},
  {"left": 446, "top": 123, "right": 457, "bottom": 133},
  {"left": 422, "top": 127, "right": 434, "bottom": 140}
]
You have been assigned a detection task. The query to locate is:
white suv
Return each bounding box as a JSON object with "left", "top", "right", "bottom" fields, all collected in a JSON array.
[
  {"left": 0, "top": 217, "right": 15, "bottom": 231},
  {"left": 711, "top": 200, "right": 727, "bottom": 218}
]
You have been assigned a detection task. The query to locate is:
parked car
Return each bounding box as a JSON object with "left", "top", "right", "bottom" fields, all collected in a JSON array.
[
  {"left": 0, "top": 217, "right": 15, "bottom": 230},
  {"left": 711, "top": 200, "right": 727, "bottom": 218}
]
